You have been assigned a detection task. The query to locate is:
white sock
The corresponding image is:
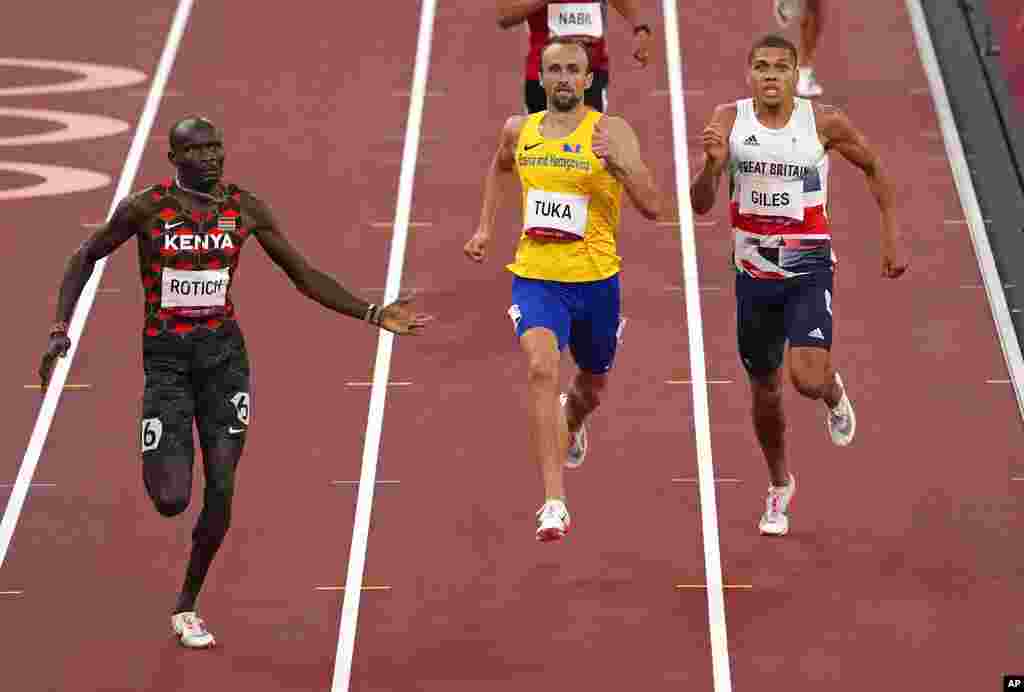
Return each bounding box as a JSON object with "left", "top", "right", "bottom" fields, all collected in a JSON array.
[{"left": 799, "top": 66, "right": 813, "bottom": 79}]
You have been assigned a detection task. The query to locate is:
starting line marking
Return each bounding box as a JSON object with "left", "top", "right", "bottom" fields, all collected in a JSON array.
[
  {"left": 345, "top": 381, "right": 412, "bottom": 387},
  {"left": 316, "top": 585, "right": 392, "bottom": 592},
  {"left": 23, "top": 384, "right": 92, "bottom": 390},
  {"left": 371, "top": 221, "right": 433, "bottom": 229},
  {"left": 330, "top": 480, "right": 400, "bottom": 486},
  {"left": 666, "top": 379, "right": 733, "bottom": 385}
]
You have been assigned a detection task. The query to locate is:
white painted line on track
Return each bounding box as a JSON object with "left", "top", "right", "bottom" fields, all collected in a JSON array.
[
  {"left": 0, "top": 590, "right": 24, "bottom": 596},
  {"left": 344, "top": 381, "right": 412, "bottom": 387},
  {"left": 317, "top": 585, "right": 391, "bottom": 592},
  {"left": 662, "top": 1, "right": 732, "bottom": 690},
  {"left": 908, "top": 0, "right": 1024, "bottom": 422},
  {"left": 330, "top": 2, "right": 436, "bottom": 689},
  {"left": 987, "top": 379, "right": 1011, "bottom": 384},
  {"left": 329, "top": 480, "right": 401, "bottom": 486},
  {"left": 371, "top": 221, "right": 433, "bottom": 229},
  {"left": 672, "top": 478, "right": 743, "bottom": 484},
  {"left": 666, "top": 379, "right": 733, "bottom": 385},
  {"left": 0, "top": 0, "right": 195, "bottom": 572}
]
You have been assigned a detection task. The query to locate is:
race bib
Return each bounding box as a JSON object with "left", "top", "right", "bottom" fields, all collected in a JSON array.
[
  {"left": 161, "top": 267, "right": 229, "bottom": 308},
  {"left": 525, "top": 188, "right": 589, "bottom": 241},
  {"left": 738, "top": 177, "right": 804, "bottom": 221},
  {"left": 548, "top": 3, "right": 603, "bottom": 39}
]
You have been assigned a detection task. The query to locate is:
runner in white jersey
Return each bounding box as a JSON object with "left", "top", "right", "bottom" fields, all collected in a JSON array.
[{"left": 690, "top": 34, "right": 907, "bottom": 536}]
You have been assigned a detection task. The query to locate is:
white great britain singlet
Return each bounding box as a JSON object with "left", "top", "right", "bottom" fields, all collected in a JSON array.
[{"left": 729, "top": 97, "right": 832, "bottom": 279}]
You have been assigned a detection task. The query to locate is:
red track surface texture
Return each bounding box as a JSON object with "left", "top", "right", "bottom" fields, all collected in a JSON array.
[{"left": 1, "top": 2, "right": 1020, "bottom": 690}]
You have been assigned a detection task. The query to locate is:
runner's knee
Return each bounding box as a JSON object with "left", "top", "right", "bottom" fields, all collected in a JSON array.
[
  {"left": 151, "top": 484, "right": 190, "bottom": 517},
  {"left": 751, "top": 372, "right": 784, "bottom": 408},
  {"left": 790, "top": 368, "right": 827, "bottom": 400},
  {"left": 525, "top": 350, "right": 559, "bottom": 387}
]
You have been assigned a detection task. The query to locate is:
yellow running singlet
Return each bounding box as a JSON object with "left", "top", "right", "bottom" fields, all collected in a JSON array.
[{"left": 506, "top": 109, "right": 624, "bottom": 282}]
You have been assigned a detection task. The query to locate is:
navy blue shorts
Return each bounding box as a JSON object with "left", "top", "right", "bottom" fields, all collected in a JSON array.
[
  {"left": 509, "top": 273, "right": 623, "bottom": 374},
  {"left": 736, "top": 271, "right": 833, "bottom": 376}
]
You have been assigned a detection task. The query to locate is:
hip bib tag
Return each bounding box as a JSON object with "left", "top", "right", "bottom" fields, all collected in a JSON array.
[
  {"left": 548, "top": 3, "right": 603, "bottom": 39},
  {"left": 161, "top": 267, "right": 229, "bottom": 308},
  {"left": 739, "top": 177, "right": 804, "bottom": 221},
  {"left": 525, "top": 189, "right": 589, "bottom": 241}
]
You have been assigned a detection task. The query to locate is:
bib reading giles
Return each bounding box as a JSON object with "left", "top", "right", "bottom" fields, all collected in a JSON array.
[
  {"left": 137, "top": 181, "right": 253, "bottom": 336},
  {"left": 729, "top": 98, "right": 832, "bottom": 279},
  {"left": 508, "top": 110, "right": 623, "bottom": 283}
]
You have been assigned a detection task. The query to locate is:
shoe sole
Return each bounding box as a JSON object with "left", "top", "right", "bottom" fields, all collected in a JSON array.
[
  {"left": 173, "top": 633, "right": 216, "bottom": 649},
  {"left": 536, "top": 527, "right": 567, "bottom": 542}
]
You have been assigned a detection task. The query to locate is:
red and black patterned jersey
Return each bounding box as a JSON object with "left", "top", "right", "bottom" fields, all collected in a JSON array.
[{"left": 134, "top": 179, "right": 254, "bottom": 337}]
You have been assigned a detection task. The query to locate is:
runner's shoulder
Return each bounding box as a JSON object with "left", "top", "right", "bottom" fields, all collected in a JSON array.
[
  {"left": 112, "top": 183, "right": 168, "bottom": 224},
  {"left": 234, "top": 187, "right": 276, "bottom": 230}
]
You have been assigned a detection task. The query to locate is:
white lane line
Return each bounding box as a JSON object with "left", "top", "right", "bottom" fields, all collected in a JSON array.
[
  {"left": 0, "top": 590, "right": 24, "bottom": 596},
  {"left": 370, "top": 221, "right": 433, "bottom": 229},
  {"left": 330, "top": 2, "right": 436, "bottom": 689},
  {"left": 0, "top": 0, "right": 195, "bottom": 572},
  {"left": 672, "top": 478, "right": 743, "bottom": 484},
  {"left": 908, "top": 0, "right": 1024, "bottom": 422},
  {"left": 662, "top": 1, "right": 732, "bottom": 690},
  {"left": 987, "top": 379, "right": 1011, "bottom": 384}
]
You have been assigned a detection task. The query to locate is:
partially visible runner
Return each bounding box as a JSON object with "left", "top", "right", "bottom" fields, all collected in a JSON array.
[
  {"left": 38, "top": 116, "right": 431, "bottom": 648},
  {"left": 690, "top": 35, "right": 907, "bottom": 536},
  {"left": 464, "top": 37, "right": 660, "bottom": 542},
  {"left": 773, "top": 0, "right": 825, "bottom": 97},
  {"left": 497, "top": 0, "right": 653, "bottom": 114}
]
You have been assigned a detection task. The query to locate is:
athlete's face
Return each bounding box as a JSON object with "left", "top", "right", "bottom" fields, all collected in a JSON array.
[
  {"left": 541, "top": 44, "right": 593, "bottom": 113},
  {"left": 748, "top": 47, "right": 797, "bottom": 107},
  {"left": 168, "top": 121, "right": 225, "bottom": 191}
]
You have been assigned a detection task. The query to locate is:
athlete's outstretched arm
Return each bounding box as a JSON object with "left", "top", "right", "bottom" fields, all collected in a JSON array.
[
  {"left": 497, "top": 0, "right": 548, "bottom": 28},
  {"left": 691, "top": 104, "right": 735, "bottom": 215},
  {"left": 248, "top": 197, "right": 431, "bottom": 334},
  {"left": 464, "top": 116, "right": 523, "bottom": 263},
  {"left": 593, "top": 116, "right": 661, "bottom": 220},
  {"left": 39, "top": 197, "right": 143, "bottom": 386},
  {"left": 818, "top": 105, "right": 908, "bottom": 278}
]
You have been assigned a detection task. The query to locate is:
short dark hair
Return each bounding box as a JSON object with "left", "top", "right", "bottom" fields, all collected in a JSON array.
[
  {"left": 168, "top": 115, "right": 218, "bottom": 150},
  {"left": 747, "top": 34, "right": 798, "bottom": 66},
  {"left": 540, "top": 36, "right": 592, "bottom": 74}
]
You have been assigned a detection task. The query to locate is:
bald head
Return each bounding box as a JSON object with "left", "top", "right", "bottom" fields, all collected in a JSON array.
[
  {"left": 167, "top": 115, "right": 225, "bottom": 193},
  {"left": 169, "top": 116, "right": 220, "bottom": 152}
]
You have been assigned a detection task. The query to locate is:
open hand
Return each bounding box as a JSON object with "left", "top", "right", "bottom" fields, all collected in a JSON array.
[{"left": 378, "top": 296, "right": 433, "bottom": 335}]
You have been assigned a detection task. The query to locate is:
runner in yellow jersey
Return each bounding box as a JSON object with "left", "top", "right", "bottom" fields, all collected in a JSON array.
[{"left": 464, "top": 37, "right": 660, "bottom": 542}]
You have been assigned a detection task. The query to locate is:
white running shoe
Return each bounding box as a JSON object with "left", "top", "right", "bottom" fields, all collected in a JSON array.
[
  {"left": 559, "top": 392, "right": 588, "bottom": 469},
  {"left": 797, "top": 67, "right": 824, "bottom": 97},
  {"left": 826, "top": 372, "right": 856, "bottom": 446},
  {"left": 758, "top": 474, "right": 796, "bottom": 536},
  {"left": 773, "top": 0, "right": 803, "bottom": 28},
  {"left": 535, "top": 499, "right": 571, "bottom": 542},
  {"left": 171, "top": 611, "right": 216, "bottom": 648}
]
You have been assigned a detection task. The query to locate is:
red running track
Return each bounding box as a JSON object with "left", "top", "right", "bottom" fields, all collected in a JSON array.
[{"left": 1, "top": 1, "right": 1021, "bottom": 690}]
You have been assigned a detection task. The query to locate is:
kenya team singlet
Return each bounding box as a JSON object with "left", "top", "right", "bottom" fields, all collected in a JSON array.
[{"left": 137, "top": 181, "right": 253, "bottom": 336}]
